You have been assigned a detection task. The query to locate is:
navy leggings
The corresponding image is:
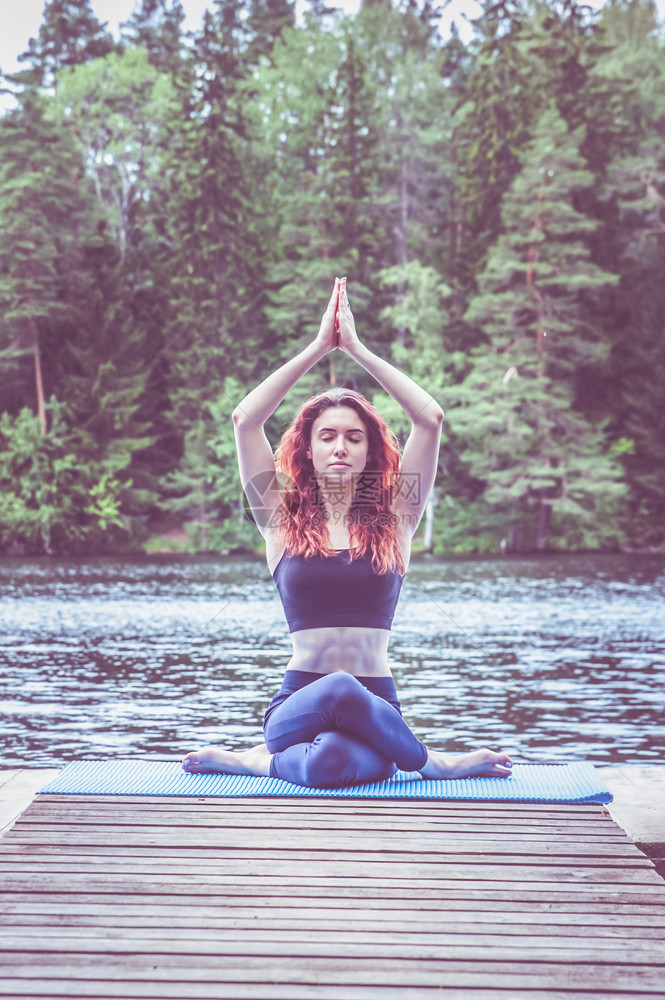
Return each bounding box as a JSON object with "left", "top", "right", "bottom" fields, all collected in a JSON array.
[{"left": 263, "top": 670, "right": 428, "bottom": 788}]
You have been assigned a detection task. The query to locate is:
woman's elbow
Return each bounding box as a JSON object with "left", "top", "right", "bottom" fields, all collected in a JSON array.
[
  {"left": 232, "top": 406, "right": 250, "bottom": 428},
  {"left": 422, "top": 404, "right": 444, "bottom": 427}
]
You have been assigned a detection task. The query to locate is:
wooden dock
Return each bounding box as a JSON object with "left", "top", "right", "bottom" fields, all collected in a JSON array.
[{"left": 1, "top": 791, "right": 665, "bottom": 999}]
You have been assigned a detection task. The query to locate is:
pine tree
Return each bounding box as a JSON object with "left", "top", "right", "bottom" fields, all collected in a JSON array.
[
  {"left": 596, "top": 0, "right": 663, "bottom": 138},
  {"left": 120, "top": 0, "right": 186, "bottom": 75},
  {"left": 163, "top": 383, "right": 257, "bottom": 551},
  {"left": 154, "top": 0, "right": 271, "bottom": 538},
  {"left": 0, "top": 59, "right": 182, "bottom": 550},
  {"left": 59, "top": 238, "right": 168, "bottom": 522},
  {"left": 523, "top": 0, "right": 639, "bottom": 173},
  {"left": 246, "top": 0, "right": 296, "bottom": 65},
  {"left": 250, "top": 16, "right": 352, "bottom": 392},
  {"left": 0, "top": 92, "right": 89, "bottom": 433},
  {"left": 377, "top": 260, "right": 456, "bottom": 549},
  {"left": 450, "top": 0, "right": 543, "bottom": 289},
  {"left": 357, "top": 3, "right": 454, "bottom": 333},
  {"left": 253, "top": 14, "right": 389, "bottom": 391},
  {"left": 163, "top": 0, "right": 268, "bottom": 394},
  {"left": 601, "top": 133, "right": 665, "bottom": 548},
  {"left": 448, "top": 103, "right": 625, "bottom": 552},
  {"left": 12, "top": 0, "right": 116, "bottom": 89}
]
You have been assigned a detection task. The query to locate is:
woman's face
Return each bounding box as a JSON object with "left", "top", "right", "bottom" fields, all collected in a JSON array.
[{"left": 308, "top": 406, "right": 370, "bottom": 485}]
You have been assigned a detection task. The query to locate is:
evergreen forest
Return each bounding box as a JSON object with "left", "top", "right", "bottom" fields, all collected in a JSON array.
[{"left": 1, "top": 0, "right": 664, "bottom": 557}]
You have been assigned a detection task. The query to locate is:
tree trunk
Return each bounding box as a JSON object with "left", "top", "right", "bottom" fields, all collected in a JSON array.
[
  {"left": 30, "top": 317, "right": 47, "bottom": 436},
  {"left": 526, "top": 185, "right": 547, "bottom": 377},
  {"left": 507, "top": 499, "right": 519, "bottom": 551},
  {"left": 393, "top": 110, "right": 409, "bottom": 345},
  {"left": 422, "top": 489, "right": 436, "bottom": 552},
  {"left": 536, "top": 492, "right": 551, "bottom": 550},
  {"left": 199, "top": 498, "right": 208, "bottom": 551}
]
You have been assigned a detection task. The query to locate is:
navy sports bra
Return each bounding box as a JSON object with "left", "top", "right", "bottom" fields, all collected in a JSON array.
[{"left": 272, "top": 549, "right": 403, "bottom": 633}]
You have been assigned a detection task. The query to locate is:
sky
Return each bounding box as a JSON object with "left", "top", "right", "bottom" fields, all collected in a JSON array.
[
  {"left": 1, "top": 0, "right": 664, "bottom": 76},
  {"left": 0, "top": 0, "right": 500, "bottom": 74}
]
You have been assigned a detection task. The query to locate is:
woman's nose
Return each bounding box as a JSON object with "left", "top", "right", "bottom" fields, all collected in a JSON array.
[{"left": 334, "top": 439, "right": 347, "bottom": 455}]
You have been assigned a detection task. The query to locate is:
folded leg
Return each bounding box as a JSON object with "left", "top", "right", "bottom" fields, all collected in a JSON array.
[
  {"left": 270, "top": 730, "right": 396, "bottom": 788},
  {"left": 264, "top": 672, "right": 427, "bottom": 773}
]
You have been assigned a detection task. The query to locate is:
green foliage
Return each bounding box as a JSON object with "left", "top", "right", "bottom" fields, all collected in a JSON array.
[
  {"left": 601, "top": 132, "right": 665, "bottom": 547},
  {"left": 378, "top": 260, "right": 454, "bottom": 435},
  {"left": 85, "top": 474, "right": 128, "bottom": 531},
  {"left": 1, "top": 0, "right": 664, "bottom": 554},
  {"left": 0, "top": 401, "right": 136, "bottom": 554},
  {"left": 51, "top": 47, "right": 182, "bottom": 259},
  {"left": 161, "top": 379, "right": 258, "bottom": 552},
  {"left": 0, "top": 406, "right": 76, "bottom": 553},
  {"left": 0, "top": 91, "right": 90, "bottom": 413},
  {"left": 446, "top": 101, "right": 626, "bottom": 552}
]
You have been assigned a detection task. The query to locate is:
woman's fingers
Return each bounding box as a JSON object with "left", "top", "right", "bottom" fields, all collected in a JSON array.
[
  {"left": 315, "top": 279, "right": 343, "bottom": 352},
  {"left": 318, "top": 276, "right": 350, "bottom": 352},
  {"left": 333, "top": 276, "right": 346, "bottom": 346},
  {"left": 337, "top": 279, "right": 360, "bottom": 350},
  {"left": 327, "top": 277, "right": 340, "bottom": 313},
  {"left": 339, "top": 281, "right": 352, "bottom": 318}
]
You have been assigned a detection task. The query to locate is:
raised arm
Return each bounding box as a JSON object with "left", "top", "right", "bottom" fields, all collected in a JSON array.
[
  {"left": 337, "top": 284, "right": 444, "bottom": 533},
  {"left": 233, "top": 279, "right": 340, "bottom": 431},
  {"left": 232, "top": 279, "right": 340, "bottom": 536}
]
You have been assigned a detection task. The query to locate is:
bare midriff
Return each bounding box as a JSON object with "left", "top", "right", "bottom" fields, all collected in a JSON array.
[{"left": 284, "top": 626, "right": 392, "bottom": 677}]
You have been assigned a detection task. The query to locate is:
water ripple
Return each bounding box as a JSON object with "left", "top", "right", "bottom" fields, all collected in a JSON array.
[{"left": 1, "top": 553, "right": 663, "bottom": 766}]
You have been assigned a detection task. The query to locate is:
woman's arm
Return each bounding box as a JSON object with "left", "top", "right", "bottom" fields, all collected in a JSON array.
[
  {"left": 337, "top": 285, "right": 444, "bottom": 427},
  {"left": 337, "top": 285, "right": 444, "bottom": 534},
  {"left": 232, "top": 280, "right": 340, "bottom": 536},
  {"left": 233, "top": 280, "right": 340, "bottom": 430}
]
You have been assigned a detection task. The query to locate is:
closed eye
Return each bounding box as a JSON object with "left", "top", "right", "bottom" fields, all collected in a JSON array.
[{"left": 320, "top": 435, "right": 364, "bottom": 443}]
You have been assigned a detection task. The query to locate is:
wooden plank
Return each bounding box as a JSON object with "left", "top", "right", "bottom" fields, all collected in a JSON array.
[
  {"left": 1, "top": 858, "right": 660, "bottom": 884},
  {"left": 33, "top": 793, "right": 608, "bottom": 812},
  {"left": 0, "top": 984, "right": 659, "bottom": 1000},
  {"left": 18, "top": 800, "right": 625, "bottom": 823},
  {"left": 5, "top": 814, "right": 632, "bottom": 846},
  {"left": 2, "top": 926, "right": 665, "bottom": 958},
  {"left": 2, "top": 831, "right": 642, "bottom": 856},
  {"left": 3, "top": 900, "right": 665, "bottom": 929},
  {"left": 16, "top": 805, "right": 628, "bottom": 834},
  {"left": 4, "top": 872, "right": 665, "bottom": 901},
  {"left": 3, "top": 794, "right": 665, "bottom": 998},
  {"left": 3, "top": 909, "right": 665, "bottom": 937},
  {"left": 1, "top": 954, "right": 665, "bottom": 992},
  {"left": 0, "top": 843, "right": 652, "bottom": 867},
  {"left": 22, "top": 801, "right": 613, "bottom": 829},
  {"left": 3, "top": 890, "right": 664, "bottom": 916}
]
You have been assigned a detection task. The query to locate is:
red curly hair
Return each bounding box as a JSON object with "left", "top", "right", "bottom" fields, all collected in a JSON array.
[{"left": 274, "top": 388, "right": 405, "bottom": 576}]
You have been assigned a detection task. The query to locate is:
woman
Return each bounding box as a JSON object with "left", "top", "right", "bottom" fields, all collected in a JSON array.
[{"left": 182, "top": 278, "right": 513, "bottom": 787}]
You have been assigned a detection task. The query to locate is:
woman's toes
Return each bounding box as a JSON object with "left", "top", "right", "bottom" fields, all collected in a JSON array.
[{"left": 181, "top": 753, "right": 201, "bottom": 772}]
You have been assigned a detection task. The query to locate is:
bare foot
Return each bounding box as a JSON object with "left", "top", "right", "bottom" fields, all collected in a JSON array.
[
  {"left": 420, "top": 748, "right": 513, "bottom": 780},
  {"left": 181, "top": 743, "right": 273, "bottom": 777}
]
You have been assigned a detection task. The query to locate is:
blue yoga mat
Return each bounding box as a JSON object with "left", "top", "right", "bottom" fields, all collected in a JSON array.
[{"left": 39, "top": 759, "right": 612, "bottom": 803}]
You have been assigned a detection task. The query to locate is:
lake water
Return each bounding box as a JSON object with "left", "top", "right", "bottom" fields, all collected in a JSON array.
[{"left": 1, "top": 554, "right": 663, "bottom": 768}]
